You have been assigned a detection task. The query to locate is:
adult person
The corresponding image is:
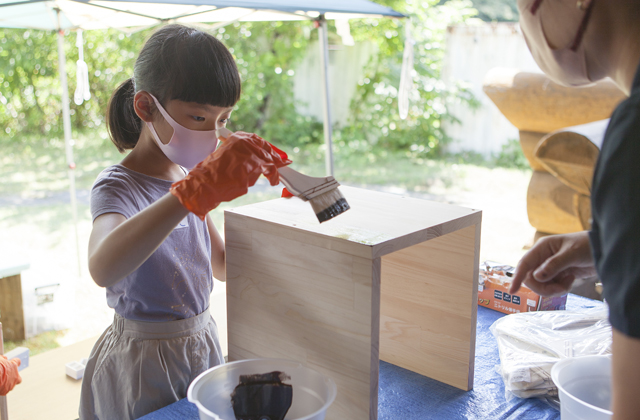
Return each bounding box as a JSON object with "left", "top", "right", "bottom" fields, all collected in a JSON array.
[{"left": 510, "top": 1, "right": 640, "bottom": 419}]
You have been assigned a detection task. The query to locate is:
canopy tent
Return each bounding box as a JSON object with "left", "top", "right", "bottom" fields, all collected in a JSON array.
[{"left": 0, "top": 0, "right": 404, "bottom": 277}]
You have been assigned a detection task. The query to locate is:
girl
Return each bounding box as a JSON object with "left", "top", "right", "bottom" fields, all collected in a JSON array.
[{"left": 79, "top": 24, "right": 289, "bottom": 419}]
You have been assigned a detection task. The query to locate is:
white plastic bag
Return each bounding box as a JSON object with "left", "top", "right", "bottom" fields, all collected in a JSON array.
[{"left": 491, "top": 306, "right": 611, "bottom": 400}]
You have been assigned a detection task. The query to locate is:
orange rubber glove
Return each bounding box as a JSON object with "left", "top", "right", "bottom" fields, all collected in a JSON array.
[
  {"left": 170, "top": 131, "right": 292, "bottom": 220},
  {"left": 0, "top": 355, "right": 22, "bottom": 396}
]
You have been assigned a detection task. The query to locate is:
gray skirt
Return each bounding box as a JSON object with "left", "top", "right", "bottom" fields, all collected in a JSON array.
[{"left": 79, "top": 308, "right": 224, "bottom": 420}]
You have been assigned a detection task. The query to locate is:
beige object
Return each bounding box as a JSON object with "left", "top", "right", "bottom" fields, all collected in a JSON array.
[
  {"left": 483, "top": 68, "right": 625, "bottom": 134},
  {"left": 535, "top": 119, "right": 608, "bottom": 196},
  {"left": 527, "top": 171, "right": 592, "bottom": 233},
  {"left": 484, "top": 68, "right": 624, "bottom": 238},
  {"left": 519, "top": 131, "right": 547, "bottom": 172},
  {"left": 7, "top": 336, "right": 97, "bottom": 420},
  {"left": 225, "top": 186, "right": 482, "bottom": 420}
]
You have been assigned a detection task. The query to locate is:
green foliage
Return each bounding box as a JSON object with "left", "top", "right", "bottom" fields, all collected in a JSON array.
[
  {"left": 470, "top": 0, "right": 518, "bottom": 22},
  {"left": 441, "top": 138, "right": 529, "bottom": 169},
  {"left": 441, "top": 0, "right": 518, "bottom": 22},
  {"left": 339, "top": 0, "right": 479, "bottom": 158},
  {"left": 0, "top": 28, "right": 151, "bottom": 137},
  {"left": 0, "top": 2, "right": 478, "bottom": 158},
  {"left": 493, "top": 138, "right": 529, "bottom": 169},
  {"left": 4, "top": 330, "right": 65, "bottom": 356},
  {"left": 217, "top": 21, "right": 325, "bottom": 148}
]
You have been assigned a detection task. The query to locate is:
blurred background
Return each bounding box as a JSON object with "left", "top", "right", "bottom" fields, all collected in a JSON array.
[{"left": 1, "top": 0, "right": 542, "bottom": 354}]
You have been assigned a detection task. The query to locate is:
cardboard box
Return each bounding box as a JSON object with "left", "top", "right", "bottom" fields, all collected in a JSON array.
[{"left": 478, "top": 261, "right": 567, "bottom": 315}]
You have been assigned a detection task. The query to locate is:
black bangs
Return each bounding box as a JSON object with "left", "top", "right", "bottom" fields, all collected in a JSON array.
[
  {"left": 134, "top": 25, "right": 241, "bottom": 108},
  {"left": 162, "top": 29, "right": 241, "bottom": 107}
]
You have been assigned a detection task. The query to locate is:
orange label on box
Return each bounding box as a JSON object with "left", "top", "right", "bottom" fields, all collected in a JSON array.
[{"left": 478, "top": 261, "right": 566, "bottom": 315}]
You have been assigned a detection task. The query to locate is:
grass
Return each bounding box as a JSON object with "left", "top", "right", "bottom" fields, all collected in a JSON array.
[
  {"left": 0, "top": 130, "right": 532, "bottom": 355},
  {"left": 0, "top": 131, "right": 528, "bottom": 197},
  {"left": 4, "top": 330, "right": 67, "bottom": 356}
]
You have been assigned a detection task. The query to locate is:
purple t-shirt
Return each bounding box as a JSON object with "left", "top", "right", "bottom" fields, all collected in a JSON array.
[{"left": 90, "top": 164, "right": 213, "bottom": 321}]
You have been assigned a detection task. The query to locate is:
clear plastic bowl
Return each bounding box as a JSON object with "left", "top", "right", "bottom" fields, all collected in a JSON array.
[
  {"left": 551, "top": 355, "right": 613, "bottom": 420},
  {"left": 187, "top": 358, "right": 337, "bottom": 420}
]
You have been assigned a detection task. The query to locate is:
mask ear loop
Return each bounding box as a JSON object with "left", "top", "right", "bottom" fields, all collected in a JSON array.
[
  {"left": 531, "top": 0, "right": 544, "bottom": 15},
  {"left": 530, "top": 0, "right": 594, "bottom": 52},
  {"left": 570, "top": 0, "right": 594, "bottom": 51}
]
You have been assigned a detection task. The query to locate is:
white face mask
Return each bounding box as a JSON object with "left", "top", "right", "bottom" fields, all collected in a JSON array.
[
  {"left": 146, "top": 94, "right": 219, "bottom": 169},
  {"left": 518, "top": 0, "right": 595, "bottom": 87}
]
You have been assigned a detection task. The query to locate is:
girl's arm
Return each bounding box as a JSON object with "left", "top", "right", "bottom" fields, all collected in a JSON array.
[
  {"left": 206, "top": 214, "right": 226, "bottom": 281},
  {"left": 88, "top": 193, "right": 189, "bottom": 288}
]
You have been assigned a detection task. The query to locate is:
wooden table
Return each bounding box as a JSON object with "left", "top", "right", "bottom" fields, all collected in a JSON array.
[
  {"left": 6, "top": 337, "right": 97, "bottom": 420},
  {"left": 0, "top": 263, "right": 30, "bottom": 341},
  {"left": 225, "top": 186, "right": 482, "bottom": 420}
]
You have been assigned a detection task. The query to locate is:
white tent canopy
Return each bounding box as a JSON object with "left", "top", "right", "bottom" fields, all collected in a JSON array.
[{"left": 1, "top": 0, "right": 403, "bottom": 30}]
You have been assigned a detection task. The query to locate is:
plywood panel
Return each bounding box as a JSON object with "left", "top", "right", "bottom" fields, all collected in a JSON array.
[
  {"left": 226, "top": 187, "right": 481, "bottom": 417},
  {"left": 226, "top": 214, "right": 381, "bottom": 420},
  {"left": 226, "top": 186, "right": 481, "bottom": 259},
  {"left": 0, "top": 274, "right": 25, "bottom": 341},
  {"left": 380, "top": 224, "right": 480, "bottom": 391}
]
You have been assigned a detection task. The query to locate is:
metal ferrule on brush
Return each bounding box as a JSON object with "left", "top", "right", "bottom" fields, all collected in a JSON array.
[
  {"left": 214, "top": 128, "right": 350, "bottom": 223},
  {"left": 277, "top": 167, "right": 351, "bottom": 223}
]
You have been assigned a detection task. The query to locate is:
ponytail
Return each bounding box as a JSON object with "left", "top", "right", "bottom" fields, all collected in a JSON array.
[{"left": 107, "top": 78, "right": 141, "bottom": 152}]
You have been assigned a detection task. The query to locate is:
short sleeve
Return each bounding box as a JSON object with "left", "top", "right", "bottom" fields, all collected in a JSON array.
[
  {"left": 591, "top": 97, "right": 640, "bottom": 338},
  {"left": 90, "top": 169, "right": 138, "bottom": 221}
]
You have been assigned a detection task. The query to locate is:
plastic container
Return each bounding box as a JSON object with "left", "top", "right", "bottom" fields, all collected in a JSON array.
[
  {"left": 188, "top": 358, "right": 337, "bottom": 420},
  {"left": 551, "top": 355, "right": 613, "bottom": 420}
]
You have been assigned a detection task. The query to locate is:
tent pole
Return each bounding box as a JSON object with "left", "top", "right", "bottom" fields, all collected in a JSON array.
[
  {"left": 56, "top": 9, "right": 82, "bottom": 277},
  {"left": 317, "top": 15, "right": 334, "bottom": 177}
]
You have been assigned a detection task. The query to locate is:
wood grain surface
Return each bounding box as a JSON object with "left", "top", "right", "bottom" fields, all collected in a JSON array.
[
  {"left": 225, "top": 187, "right": 481, "bottom": 419},
  {"left": 0, "top": 274, "right": 25, "bottom": 341},
  {"left": 484, "top": 68, "right": 625, "bottom": 133},
  {"left": 380, "top": 224, "right": 480, "bottom": 391}
]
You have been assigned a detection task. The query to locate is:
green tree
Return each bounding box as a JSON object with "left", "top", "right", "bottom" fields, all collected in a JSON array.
[
  {"left": 215, "top": 21, "right": 323, "bottom": 148},
  {"left": 0, "top": 28, "right": 150, "bottom": 138},
  {"left": 338, "top": 0, "right": 479, "bottom": 158},
  {"left": 1, "top": 2, "right": 478, "bottom": 159},
  {"left": 442, "top": 0, "right": 518, "bottom": 22}
]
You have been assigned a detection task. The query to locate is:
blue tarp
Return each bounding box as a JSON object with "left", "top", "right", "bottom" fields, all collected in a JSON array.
[{"left": 140, "top": 294, "right": 605, "bottom": 420}]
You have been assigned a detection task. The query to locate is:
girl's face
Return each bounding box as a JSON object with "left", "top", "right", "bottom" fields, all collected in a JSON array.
[{"left": 153, "top": 99, "right": 233, "bottom": 145}]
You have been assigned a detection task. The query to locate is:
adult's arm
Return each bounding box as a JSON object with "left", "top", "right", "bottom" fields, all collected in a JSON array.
[{"left": 611, "top": 329, "right": 640, "bottom": 420}]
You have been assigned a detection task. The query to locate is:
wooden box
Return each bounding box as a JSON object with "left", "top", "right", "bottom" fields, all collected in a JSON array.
[{"left": 225, "top": 186, "right": 482, "bottom": 419}]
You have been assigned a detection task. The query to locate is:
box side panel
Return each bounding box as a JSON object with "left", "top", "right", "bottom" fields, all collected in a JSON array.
[
  {"left": 0, "top": 274, "right": 25, "bottom": 341},
  {"left": 226, "top": 213, "right": 379, "bottom": 420},
  {"left": 379, "top": 224, "right": 479, "bottom": 391}
]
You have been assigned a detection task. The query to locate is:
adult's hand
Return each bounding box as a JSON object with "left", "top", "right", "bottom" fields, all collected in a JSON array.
[
  {"left": 510, "top": 231, "right": 597, "bottom": 296},
  {"left": 0, "top": 355, "right": 22, "bottom": 396},
  {"left": 171, "top": 131, "right": 291, "bottom": 220}
]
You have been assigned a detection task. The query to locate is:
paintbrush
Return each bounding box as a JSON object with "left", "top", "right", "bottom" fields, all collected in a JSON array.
[{"left": 216, "top": 128, "right": 350, "bottom": 223}]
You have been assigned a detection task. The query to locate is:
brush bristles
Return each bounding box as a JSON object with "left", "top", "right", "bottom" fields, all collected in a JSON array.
[{"left": 310, "top": 188, "right": 350, "bottom": 223}]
